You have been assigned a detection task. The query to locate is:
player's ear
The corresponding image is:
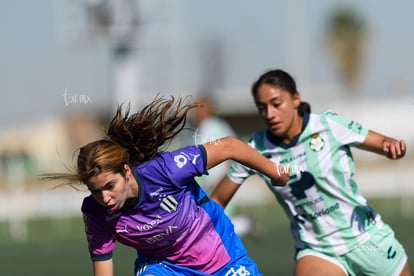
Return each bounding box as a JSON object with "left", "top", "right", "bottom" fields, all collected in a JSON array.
[
  {"left": 124, "top": 164, "right": 132, "bottom": 177},
  {"left": 293, "top": 92, "right": 301, "bottom": 109}
]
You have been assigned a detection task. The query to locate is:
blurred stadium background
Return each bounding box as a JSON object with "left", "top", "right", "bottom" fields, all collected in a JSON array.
[{"left": 1, "top": 1, "right": 413, "bottom": 275}]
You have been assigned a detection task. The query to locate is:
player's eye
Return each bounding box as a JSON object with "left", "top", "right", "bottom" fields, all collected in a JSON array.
[
  {"left": 272, "top": 102, "right": 281, "bottom": 108},
  {"left": 256, "top": 104, "right": 266, "bottom": 112},
  {"left": 105, "top": 181, "right": 116, "bottom": 190}
]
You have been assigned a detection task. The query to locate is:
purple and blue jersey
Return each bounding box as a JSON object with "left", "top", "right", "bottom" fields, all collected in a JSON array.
[{"left": 81, "top": 145, "right": 249, "bottom": 274}]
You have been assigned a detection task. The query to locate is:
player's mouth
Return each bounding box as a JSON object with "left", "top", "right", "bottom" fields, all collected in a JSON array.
[
  {"left": 107, "top": 203, "right": 118, "bottom": 211},
  {"left": 269, "top": 121, "right": 281, "bottom": 131}
]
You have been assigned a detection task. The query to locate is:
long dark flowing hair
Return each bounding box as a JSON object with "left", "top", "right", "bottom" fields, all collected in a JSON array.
[{"left": 42, "top": 96, "right": 199, "bottom": 186}]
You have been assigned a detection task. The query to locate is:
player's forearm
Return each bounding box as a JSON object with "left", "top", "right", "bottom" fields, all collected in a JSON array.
[
  {"left": 358, "top": 130, "right": 406, "bottom": 159},
  {"left": 211, "top": 176, "right": 239, "bottom": 208},
  {"left": 93, "top": 259, "right": 113, "bottom": 276},
  {"left": 204, "top": 136, "right": 288, "bottom": 186}
]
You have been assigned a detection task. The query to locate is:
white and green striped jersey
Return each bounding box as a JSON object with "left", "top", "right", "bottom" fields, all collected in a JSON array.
[{"left": 228, "top": 110, "right": 384, "bottom": 256}]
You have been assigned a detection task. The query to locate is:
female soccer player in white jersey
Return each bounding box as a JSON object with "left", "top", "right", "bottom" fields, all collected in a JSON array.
[
  {"left": 211, "top": 69, "right": 411, "bottom": 276},
  {"left": 43, "top": 96, "right": 289, "bottom": 276}
]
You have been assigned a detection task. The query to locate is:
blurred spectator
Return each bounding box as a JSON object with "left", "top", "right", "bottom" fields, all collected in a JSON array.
[
  {"left": 190, "top": 95, "right": 236, "bottom": 195},
  {"left": 188, "top": 96, "right": 259, "bottom": 237}
]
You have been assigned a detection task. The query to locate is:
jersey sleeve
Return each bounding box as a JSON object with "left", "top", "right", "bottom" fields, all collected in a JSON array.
[
  {"left": 81, "top": 197, "right": 115, "bottom": 261},
  {"left": 160, "top": 145, "right": 208, "bottom": 188},
  {"left": 323, "top": 110, "right": 369, "bottom": 146}
]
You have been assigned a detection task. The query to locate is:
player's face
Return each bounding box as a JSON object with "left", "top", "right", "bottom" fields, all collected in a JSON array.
[
  {"left": 86, "top": 165, "right": 136, "bottom": 211},
  {"left": 255, "top": 83, "right": 301, "bottom": 141}
]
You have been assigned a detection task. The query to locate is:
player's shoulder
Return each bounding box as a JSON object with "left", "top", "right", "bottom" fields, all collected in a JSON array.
[
  {"left": 139, "top": 145, "right": 202, "bottom": 167},
  {"left": 247, "top": 130, "right": 267, "bottom": 145},
  {"left": 315, "top": 110, "right": 367, "bottom": 136},
  {"left": 318, "top": 109, "right": 340, "bottom": 118},
  {"left": 81, "top": 195, "right": 105, "bottom": 214},
  {"left": 150, "top": 145, "right": 205, "bottom": 171},
  {"left": 314, "top": 109, "right": 352, "bottom": 124},
  {"left": 250, "top": 130, "right": 267, "bottom": 140}
]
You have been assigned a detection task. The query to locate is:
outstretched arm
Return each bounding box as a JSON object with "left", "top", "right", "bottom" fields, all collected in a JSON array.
[
  {"left": 93, "top": 259, "right": 113, "bottom": 276},
  {"left": 211, "top": 175, "right": 240, "bottom": 209},
  {"left": 202, "top": 136, "right": 289, "bottom": 187},
  {"left": 357, "top": 130, "right": 406, "bottom": 159}
]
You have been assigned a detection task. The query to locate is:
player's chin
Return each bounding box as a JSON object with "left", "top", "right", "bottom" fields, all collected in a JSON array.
[{"left": 268, "top": 127, "right": 286, "bottom": 138}]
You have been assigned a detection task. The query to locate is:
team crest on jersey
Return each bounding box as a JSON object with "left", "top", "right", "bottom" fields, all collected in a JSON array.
[
  {"left": 160, "top": 195, "right": 179, "bottom": 213},
  {"left": 309, "top": 133, "right": 325, "bottom": 152}
]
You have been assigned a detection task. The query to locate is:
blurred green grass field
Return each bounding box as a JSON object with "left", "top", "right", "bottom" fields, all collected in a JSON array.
[{"left": 0, "top": 197, "right": 413, "bottom": 275}]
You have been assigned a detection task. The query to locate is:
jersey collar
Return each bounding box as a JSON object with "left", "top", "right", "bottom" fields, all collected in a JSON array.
[{"left": 122, "top": 164, "right": 141, "bottom": 209}]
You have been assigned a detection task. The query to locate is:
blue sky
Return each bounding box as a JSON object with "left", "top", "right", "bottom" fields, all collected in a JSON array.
[{"left": 1, "top": 0, "right": 413, "bottom": 130}]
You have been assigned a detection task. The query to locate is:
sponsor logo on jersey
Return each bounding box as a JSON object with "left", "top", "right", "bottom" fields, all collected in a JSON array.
[
  {"left": 149, "top": 187, "right": 164, "bottom": 198},
  {"left": 145, "top": 225, "right": 178, "bottom": 246},
  {"left": 174, "top": 151, "right": 200, "bottom": 168},
  {"left": 309, "top": 133, "right": 325, "bottom": 152},
  {"left": 190, "top": 153, "right": 200, "bottom": 165},
  {"left": 137, "top": 215, "right": 163, "bottom": 232},
  {"left": 225, "top": 265, "right": 251, "bottom": 276},
  {"left": 279, "top": 152, "right": 306, "bottom": 164},
  {"left": 387, "top": 246, "right": 397, "bottom": 259},
  {"left": 353, "top": 244, "right": 379, "bottom": 252},
  {"left": 310, "top": 202, "right": 339, "bottom": 220},
  {"left": 116, "top": 223, "right": 129, "bottom": 234},
  {"left": 302, "top": 196, "right": 323, "bottom": 207},
  {"left": 174, "top": 154, "right": 188, "bottom": 168},
  {"left": 348, "top": 120, "right": 363, "bottom": 134}
]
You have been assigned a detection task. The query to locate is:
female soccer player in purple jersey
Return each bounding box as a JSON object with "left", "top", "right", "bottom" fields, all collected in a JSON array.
[{"left": 43, "top": 96, "right": 289, "bottom": 276}]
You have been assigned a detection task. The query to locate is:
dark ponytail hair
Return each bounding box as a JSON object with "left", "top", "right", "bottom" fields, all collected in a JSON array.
[
  {"left": 298, "top": 102, "right": 311, "bottom": 115},
  {"left": 251, "top": 69, "right": 311, "bottom": 115},
  {"left": 42, "top": 96, "right": 199, "bottom": 185},
  {"left": 106, "top": 96, "right": 198, "bottom": 163}
]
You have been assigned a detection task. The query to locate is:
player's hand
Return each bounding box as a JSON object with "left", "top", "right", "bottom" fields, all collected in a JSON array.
[
  {"left": 383, "top": 139, "right": 406, "bottom": 159},
  {"left": 272, "top": 164, "right": 290, "bottom": 186}
]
